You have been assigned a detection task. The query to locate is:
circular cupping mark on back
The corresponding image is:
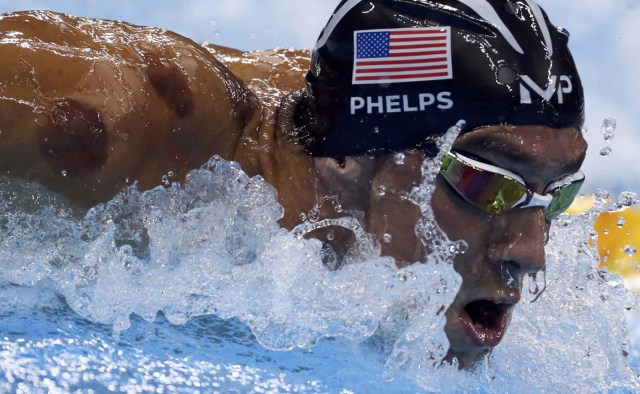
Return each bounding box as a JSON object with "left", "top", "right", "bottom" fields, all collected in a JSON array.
[
  {"left": 39, "top": 99, "right": 108, "bottom": 177},
  {"left": 146, "top": 54, "right": 194, "bottom": 118}
]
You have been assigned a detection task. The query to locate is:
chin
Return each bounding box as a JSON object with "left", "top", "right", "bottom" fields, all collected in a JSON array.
[{"left": 444, "top": 298, "right": 517, "bottom": 369}]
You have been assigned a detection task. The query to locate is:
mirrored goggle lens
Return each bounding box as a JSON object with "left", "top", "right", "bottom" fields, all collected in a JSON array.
[
  {"left": 544, "top": 178, "right": 585, "bottom": 219},
  {"left": 440, "top": 153, "right": 529, "bottom": 215}
]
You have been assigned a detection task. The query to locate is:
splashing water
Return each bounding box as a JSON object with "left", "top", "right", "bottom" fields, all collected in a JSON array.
[
  {"left": 618, "top": 192, "right": 639, "bottom": 208},
  {"left": 602, "top": 118, "right": 617, "bottom": 141},
  {"left": 0, "top": 123, "right": 639, "bottom": 391},
  {"left": 599, "top": 118, "right": 617, "bottom": 158},
  {"left": 525, "top": 269, "right": 547, "bottom": 303},
  {"left": 618, "top": 216, "right": 627, "bottom": 228},
  {"left": 624, "top": 245, "right": 637, "bottom": 257}
]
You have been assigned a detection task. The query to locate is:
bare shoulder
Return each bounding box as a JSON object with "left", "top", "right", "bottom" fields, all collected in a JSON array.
[
  {"left": 204, "top": 43, "right": 310, "bottom": 105},
  {"left": 0, "top": 11, "right": 259, "bottom": 207}
]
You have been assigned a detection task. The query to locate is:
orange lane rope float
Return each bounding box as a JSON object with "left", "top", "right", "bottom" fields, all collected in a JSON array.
[{"left": 592, "top": 204, "right": 640, "bottom": 291}]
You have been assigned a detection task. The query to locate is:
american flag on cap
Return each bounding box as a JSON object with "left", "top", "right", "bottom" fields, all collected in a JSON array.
[{"left": 352, "top": 27, "right": 453, "bottom": 85}]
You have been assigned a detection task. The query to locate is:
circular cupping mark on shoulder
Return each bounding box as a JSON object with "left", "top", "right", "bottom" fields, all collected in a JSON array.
[
  {"left": 39, "top": 99, "right": 108, "bottom": 177},
  {"left": 146, "top": 53, "right": 195, "bottom": 118}
]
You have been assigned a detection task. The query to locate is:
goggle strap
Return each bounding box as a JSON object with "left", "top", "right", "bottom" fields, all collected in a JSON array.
[
  {"left": 520, "top": 192, "right": 553, "bottom": 209},
  {"left": 543, "top": 170, "right": 586, "bottom": 194}
]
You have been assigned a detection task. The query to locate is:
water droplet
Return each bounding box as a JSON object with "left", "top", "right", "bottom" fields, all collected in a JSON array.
[
  {"left": 556, "top": 26, "right": 570, "bottom": 37},
  {"left": 623, "top": 245, "right": 637, "bottom": 256},
  {"left": 617, "top": 192, "right": 638, "bottom": 207},
  {"left": 210, "top": 20, "right": 218, "bottom": 26},
  {"left": 456, "top": 240, "right": 468, "bottom": 254},
  {"left": 394, "top": 153, "right": 406, "bottom": 166},
  {"left": 249, "top": 32, "right": 257, "bottom": 39},
  {"left": 299, "top": 212, "right": 307, "bottom": 222},
  {"left": 602, "top": 118, "right": 617, "bottom": 141},
  {"left": 326, "top": 231, "right": 335, "bottom": 241},
  {"left": 373, "top": 126, "right": 380, "bottom": 134},
  {"left": 161, "top": 175, "right": 170, "bottom": 186},
  {"left": 378, "top": 185, "right": 386, "bottom": 196},
  {"left": 581, "top": 127, "right": 588, "bottom": 134},
  {"left": 595, "top": 189, "right": 610, "bottom": 201},
  {"left": 308, "top": 208, "right": 320, "bottom": 223},
  {"left": 382, "top": 233, "right": 392, "bottom": 243},
  {"left": 526, "top": 270, "right": 547, "bottom": 302},
  {"left": 603, "top": 229, "right": 609, "bottom": 235},
  {"left": 498, "top": 263, "right": 514, "bottom": 287},
  {"left": 61, "top": 170, "right": 68, "bottom": 177},
  {"left": 320, "top": 244, "right": 338, "bottom": 270},
  {"left": 447, "top": 240, "right": 468, "bottom": 255},
  {"left": 617, "top": 217, "right": 626, "bottom": 228},
  {"left": 214, "top": 31, "right": 221, "bottom": 37},
  {"left": 600, "top": 147, "right": 612, "bottom": 156}
]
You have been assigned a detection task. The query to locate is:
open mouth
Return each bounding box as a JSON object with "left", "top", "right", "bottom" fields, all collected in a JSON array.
[{"left": 458, "top": 299, "right": 515, "bottom": 348}]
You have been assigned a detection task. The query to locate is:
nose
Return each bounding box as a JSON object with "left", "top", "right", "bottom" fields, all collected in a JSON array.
[{"left": 487, "top": 208, "right": 549, "bottom": 276}]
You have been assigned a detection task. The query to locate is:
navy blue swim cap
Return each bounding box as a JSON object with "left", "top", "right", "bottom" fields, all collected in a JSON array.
[{"left": 303, "top": 0, "right": 585, "bottom": 157}]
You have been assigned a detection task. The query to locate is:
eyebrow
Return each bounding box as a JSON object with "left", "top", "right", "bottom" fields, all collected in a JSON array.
[{"left": 452, "top": 128, "right": 587, "bottom": 179}]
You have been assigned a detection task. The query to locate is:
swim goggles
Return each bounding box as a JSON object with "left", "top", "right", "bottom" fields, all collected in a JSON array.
[{"left": 439, "top": 151, "right": 585, "bottom": 220}]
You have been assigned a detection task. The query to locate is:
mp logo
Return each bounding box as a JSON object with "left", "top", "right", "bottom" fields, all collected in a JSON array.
[{"left": 520, "top": 75, "right": 573, "bottom": 104}]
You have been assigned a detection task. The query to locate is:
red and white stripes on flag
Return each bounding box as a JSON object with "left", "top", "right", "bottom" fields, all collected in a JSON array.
[{"left": 352, "top": 27, "right": 453, "bottom": 85}]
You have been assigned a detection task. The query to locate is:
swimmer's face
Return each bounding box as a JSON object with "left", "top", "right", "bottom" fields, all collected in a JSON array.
[
  {"left": 315, "top": 124, "right": 587, "bottom": 368},
  {"left": 433, "top": 125, "right": 587, "bottom": 368}
]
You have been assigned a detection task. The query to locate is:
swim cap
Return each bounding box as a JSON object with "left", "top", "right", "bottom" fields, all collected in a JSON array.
[{"left": 303, "top": 0, "right": 585, "bottom": 157}]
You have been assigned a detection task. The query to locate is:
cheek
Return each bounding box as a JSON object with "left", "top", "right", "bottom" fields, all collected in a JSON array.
[
  {"left": 367, "top": 155, "right": 424, "bottom": 266},
  {"left": 431, "top": 178, "right": 492, "bottom": 273},
  {"left": 431, "top": 178, "right": 470, "bottom": 241},
  {"left": 369, "top": 188, "right": 424, "bottom": 265}
]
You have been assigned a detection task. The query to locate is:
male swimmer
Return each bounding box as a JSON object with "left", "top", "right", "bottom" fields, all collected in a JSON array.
[{"left": 0, "top": 0, "right": 587, "bottom": 368}]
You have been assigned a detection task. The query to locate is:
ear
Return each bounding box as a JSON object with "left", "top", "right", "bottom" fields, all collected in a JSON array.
[{"left": 313, "top": 156, "right": 374, "bottom": 212}]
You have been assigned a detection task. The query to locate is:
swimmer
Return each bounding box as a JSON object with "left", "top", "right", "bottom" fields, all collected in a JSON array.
[{"left": 0, "top": 0, "right": 587, "bottom": 368}]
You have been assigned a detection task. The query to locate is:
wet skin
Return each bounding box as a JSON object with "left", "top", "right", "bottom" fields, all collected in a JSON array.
[
  {"left": 0, "top": 11, "right": 589, "bottom": 368},
  {"left": 0, "top": 11, "right": 309, "bottom": 210},
  {"left": 354, "top": 124, "right": 587, "bottom": 368}
]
